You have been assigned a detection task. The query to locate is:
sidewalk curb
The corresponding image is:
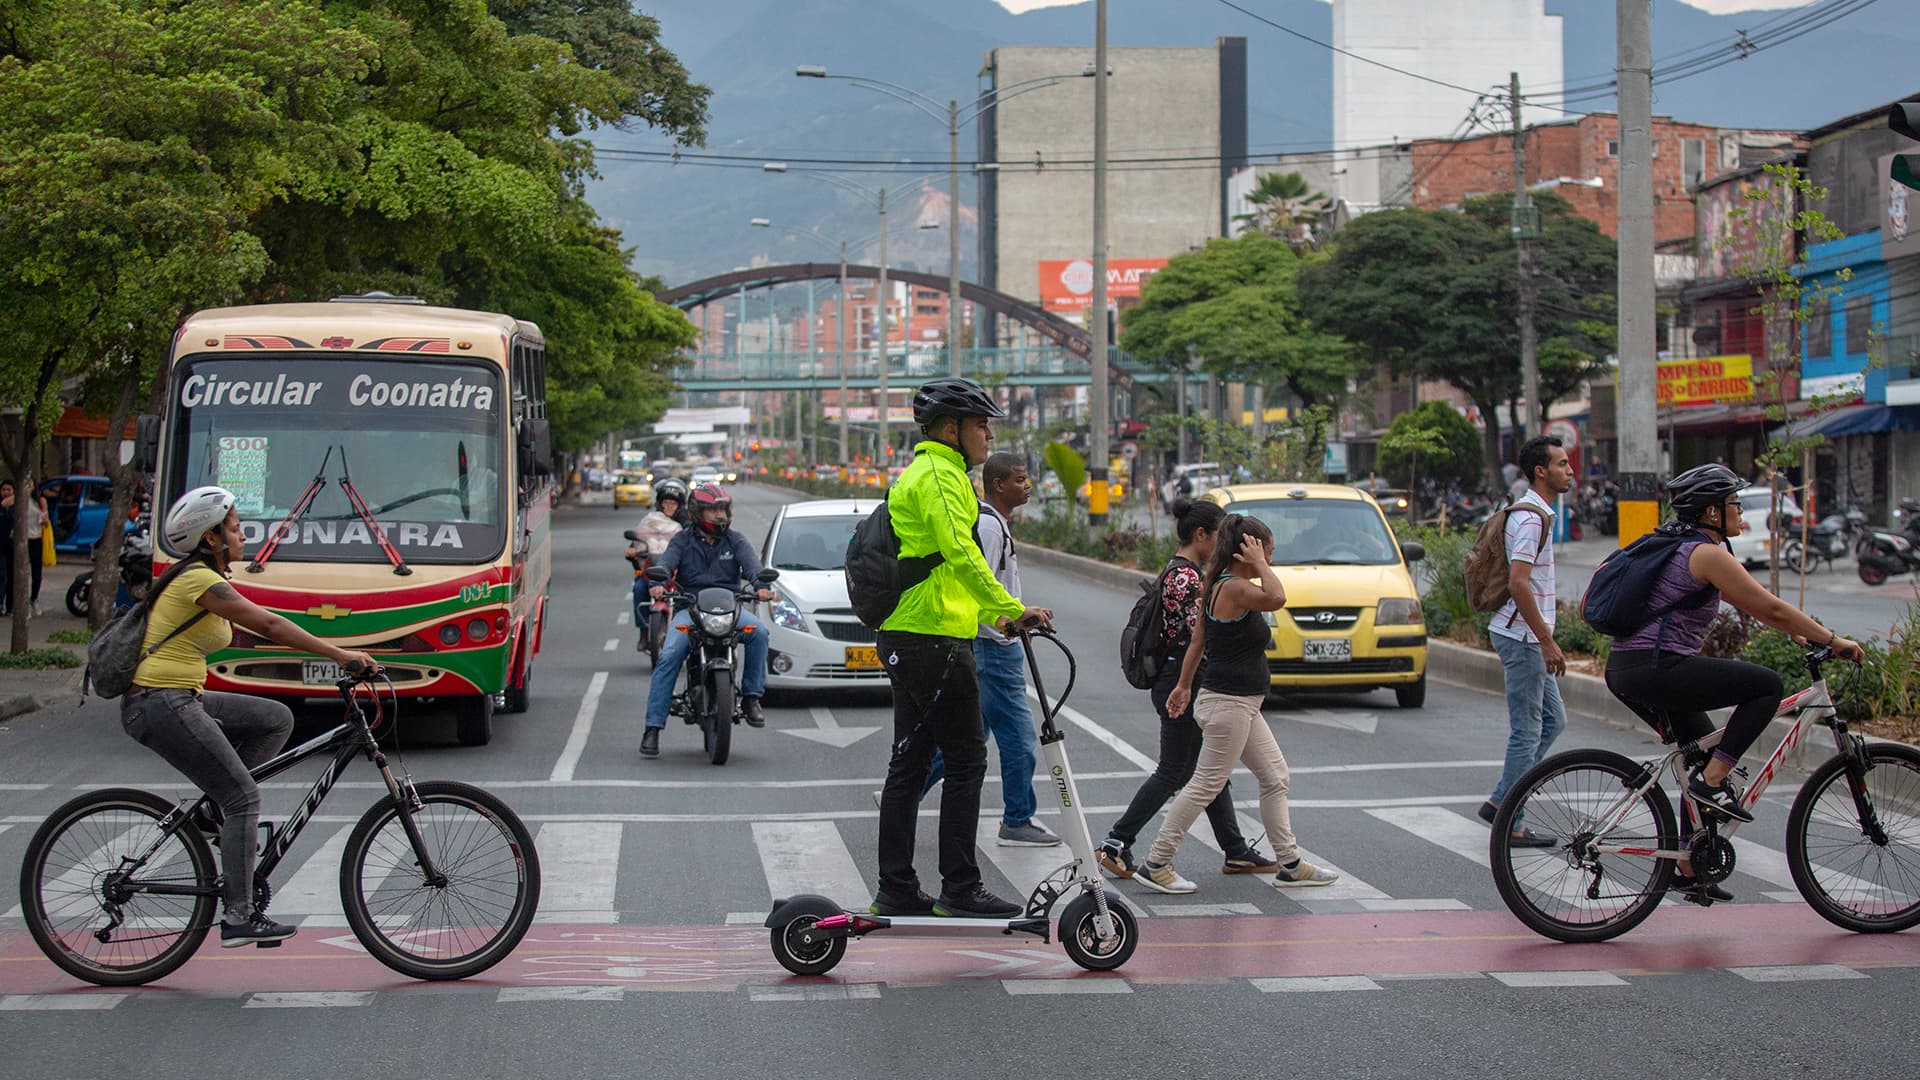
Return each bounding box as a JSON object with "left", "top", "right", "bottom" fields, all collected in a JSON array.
[
  {"left": 1015, "top": 542, "right": 1155, "bottom": 593},
  {"left": 1, "top": 694, "right": 43, "bottom": 721}
]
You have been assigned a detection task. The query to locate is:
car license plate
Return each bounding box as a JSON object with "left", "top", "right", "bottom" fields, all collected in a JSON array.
[
  {"left": 1302, "top": 639, "right": 1351, "bottom": 663},
  {"left": 302, "top": 660, "right": 344, "bottom": 685},
  {"left": 844, "top": 646, "right": 881, "bottom": 670}
]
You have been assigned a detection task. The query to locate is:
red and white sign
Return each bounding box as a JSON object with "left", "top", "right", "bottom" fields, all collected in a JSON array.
[{"left": 1038, "top": 258, "right": 1168, "bottom": 312}]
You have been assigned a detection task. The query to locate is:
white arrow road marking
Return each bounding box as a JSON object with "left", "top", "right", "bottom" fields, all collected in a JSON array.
[
  {"left": 1286, "top": 708, "right": 1380, "bottom": 735},
  {"left": 951, "top": 948, "right": 1078, "bottom": 978},
  {"left": 779, "top": 706, "right": 880, "bottom": 749}
]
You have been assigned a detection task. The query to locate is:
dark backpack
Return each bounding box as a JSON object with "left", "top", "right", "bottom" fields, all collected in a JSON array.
[
  {"left": 1463, "top": 502, "right": 1548, "bottom": 613},
  {"left": 84, "top": 605, "right": 210, "bottom": 701},
  {"left": 1580, "top": 531, "right": 1716, "bottom": 639},
  {"left": 1119, "top": 558, "right": 1188, "bottom": 690},
  {"left": 844, "top": 498, "right": 945, "bottom": 630}
]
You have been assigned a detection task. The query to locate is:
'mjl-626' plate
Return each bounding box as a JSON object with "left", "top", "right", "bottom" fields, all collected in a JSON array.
[{"left": 844, "top": 646, "right": 881, "bottom": 670}]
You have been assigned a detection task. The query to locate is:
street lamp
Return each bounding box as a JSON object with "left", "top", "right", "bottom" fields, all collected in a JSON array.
[{"left": 795, "top": 64, "right": 1093, "bottom": 377}]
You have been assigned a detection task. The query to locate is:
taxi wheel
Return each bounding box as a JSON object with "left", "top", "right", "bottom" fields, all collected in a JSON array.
[{"left": 1394, "top": 674, "right": 1426, "bottom": 709}]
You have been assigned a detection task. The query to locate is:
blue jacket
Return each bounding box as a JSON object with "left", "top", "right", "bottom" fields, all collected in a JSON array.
[{"left": 657, "top": 526, "right": 763, "bottom": 591}]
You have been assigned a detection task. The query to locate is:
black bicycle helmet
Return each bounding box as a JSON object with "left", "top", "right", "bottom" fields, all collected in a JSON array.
[
  {"left": 1666, "top": 463, "right": 1745, "bottom": 523},
  {"left": 653, "top": 477, "right": 689, "bottom": 514},
  {"left": 912, "top": 377, "right": 1006, "bottom": 436}
]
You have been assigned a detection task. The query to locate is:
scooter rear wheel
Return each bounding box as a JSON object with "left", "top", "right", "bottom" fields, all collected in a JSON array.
[
  {"left": 1058, "top": 892, "right": 1137, "bottom": 971},
  {"left": 769, "top": 899, "right": 846, "bottom": 976},
  {"left": 1860, "top": 561, "right": 1888, "bottom": 586}
]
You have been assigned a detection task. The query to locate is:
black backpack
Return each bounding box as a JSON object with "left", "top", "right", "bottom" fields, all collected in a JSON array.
[
  {"left": 844, "top": 498, "right": 945, "bottom": 630},
  {"left": 1119, "top": 558, "right": 1188, "bottom": 690},
  {"left": 1580, "top": 531, "right": 1716, "bottom": 639}
]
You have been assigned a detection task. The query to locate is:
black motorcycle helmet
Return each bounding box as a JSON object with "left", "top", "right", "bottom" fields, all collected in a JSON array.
[
  {"left": 1666, "top": 464, "right": 1746, "bottom": 528},
  {"left": 653, "top": 477, "right": 689, "bottom": 520},
  {"left": 912, "top": 377, "right": 1006, "bottom": 441}
]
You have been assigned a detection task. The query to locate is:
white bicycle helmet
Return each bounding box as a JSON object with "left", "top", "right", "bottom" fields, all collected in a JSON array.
[{"left": 164, "top": 485, "right": 238, "bottom": 550}]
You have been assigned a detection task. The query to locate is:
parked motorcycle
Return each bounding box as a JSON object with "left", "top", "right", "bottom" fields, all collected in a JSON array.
[
  {"left": 1856, "top": 524, "right": 1920, "bottom": 586},
  {"left": 1578, "top": 480, "right": 1619, "bottom": 536},
  {"left": 643, "top": 563, "right": 779, "bottom": 765},
  {"left": 622, "top": 529, "right": 672, "bottom": 666},
  {"left": 1779, "top": 505, "right": 1867, "bottom": 574},
  {"left": 66, "top": 525, "right": 151, "bottom": 620}
]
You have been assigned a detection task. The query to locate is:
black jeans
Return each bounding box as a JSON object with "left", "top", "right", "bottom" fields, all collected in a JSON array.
[
  {"left": 875, "top": 631, "right": 988, "bottom": 897},
  {"left": 1103, "top": 657, "right": 1250, "bottom": 855},
  {"left": 1605, "top": 650, "right": 1784, "bottom": 764}
]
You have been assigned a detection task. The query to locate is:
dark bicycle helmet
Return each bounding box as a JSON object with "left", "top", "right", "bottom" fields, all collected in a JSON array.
[
  {"left": 912, "top": 377, "right": 1006, "bottom": 436},
  {"left": 688, "top": 481, "right": 732, "bottom": 537},
  {"left": 653, "top": 477, "right": 689, "bottom": 514},
  {"left": 1666, "top": 463, "right": 1745, "bottom": 524}
]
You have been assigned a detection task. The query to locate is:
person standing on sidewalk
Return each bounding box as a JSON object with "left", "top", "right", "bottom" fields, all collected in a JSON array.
[
  {"left": 1478, "top": 435, "right": 1574, "bottom": 846},
  {"left": 910, "top": 451, "right": 1060, "bottom": 848},
  {"left": 870, "top": 378, "right": 1053, "bottom": 920},
  {"left": 0, "top": 480, "right": 14, "bottom": 617}
]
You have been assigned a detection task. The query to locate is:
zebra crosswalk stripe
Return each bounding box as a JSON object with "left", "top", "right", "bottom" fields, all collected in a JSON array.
[
  {"left": 751, "top": 821, "right": 869, "bottom": 906},
  {"left": 535, "top": 822, "right": 623, "bottom": 924}
]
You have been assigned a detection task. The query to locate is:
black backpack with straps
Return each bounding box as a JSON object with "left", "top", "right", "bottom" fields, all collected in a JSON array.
[{"left": 1119, "top": 557, "right": 1190, "bottom": 690}]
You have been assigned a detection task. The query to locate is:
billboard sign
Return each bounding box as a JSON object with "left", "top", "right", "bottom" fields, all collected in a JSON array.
[
  {"left": 1657, "top": 355, "right": 1755, "bottom": 408},
  {"left": 1038, "top": 258, "right": 1168, "bottom": 312}
]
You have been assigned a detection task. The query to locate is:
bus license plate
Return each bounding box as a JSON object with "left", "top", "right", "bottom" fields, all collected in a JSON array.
[
  {"left": 302, "top": 660, "right": 344, "bottom": 685},
  {"left": 845, "top": 646, "right": 881, "bottom": 670},
  {"left": 1302, "top": 639, "right": 1351, "bottom": 663}
]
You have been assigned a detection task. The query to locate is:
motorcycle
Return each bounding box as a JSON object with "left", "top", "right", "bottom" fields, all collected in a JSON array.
[
  {"left": 67, "top": 524, "right": 152, "bottom": 620},
  {"left": 1855, "top": 524, "right": 1920, "bottom": 586},
  {"left": 622, "top": 529, "right": 672, "bottom": 666},
  {"left": 1779, "top": 505, "right": 1867, "bottom": 575},
  {"left": 1578, "top": 480, "right": 1619, "bottom": 536},
  {"left": 642, "top": 563, "right": 778, "bottom": 766}
]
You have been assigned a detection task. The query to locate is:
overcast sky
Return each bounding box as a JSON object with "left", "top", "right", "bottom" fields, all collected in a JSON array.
[{"left": 995, "top": 0, "right": 1813, "bottom": 14}]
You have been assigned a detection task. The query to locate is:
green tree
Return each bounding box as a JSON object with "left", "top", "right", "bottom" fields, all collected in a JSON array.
[
  {"left": 488, "top": 0, "right": 709, "bottom": 143},
  {"left": 1233, "top": 170, "right": 1328, "bottom": 250},
  {"left": 1119, "top": 233, "right": 1355, "bottom": 408},
  {"left": 1377, "top": 400, "right": 1483, "bottom": 494}
]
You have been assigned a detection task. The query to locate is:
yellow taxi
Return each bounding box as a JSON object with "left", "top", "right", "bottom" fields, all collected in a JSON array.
[
  {"left": 1202, "top": 482, "right": 1429, "bottom": 708},
  {"left": 613, "top": 471, "right": 654, "bottom": 509}
]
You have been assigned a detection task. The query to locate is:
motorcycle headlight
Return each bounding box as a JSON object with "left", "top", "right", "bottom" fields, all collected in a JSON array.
[
  {"left": 699, "top": 610, "right": 738, "bottom": 636},
  {"left": 1376, "top": 597, "right": 1423, "bottom": 626},
  {"left": 770, "top": 589, "right": 807, "bottom": 632}
]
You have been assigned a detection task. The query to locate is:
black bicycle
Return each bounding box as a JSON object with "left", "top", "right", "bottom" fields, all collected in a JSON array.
[{"left": 17, "top": 672, "right": 541, "bottom": 986}]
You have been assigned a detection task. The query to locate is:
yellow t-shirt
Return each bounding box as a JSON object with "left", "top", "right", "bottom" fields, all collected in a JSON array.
[{"left": 133, "top": 565, "right": 233, "bottom": 691}]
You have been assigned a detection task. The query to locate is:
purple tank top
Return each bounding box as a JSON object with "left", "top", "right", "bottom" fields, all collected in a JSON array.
[{"left": 1613, "top": 538, "right": 1719, "bottom": 653}]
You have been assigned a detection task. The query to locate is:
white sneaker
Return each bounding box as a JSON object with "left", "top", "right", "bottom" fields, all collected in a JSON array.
[
  {"left": 1134, "top": 861, "right": 1197, "bottom": 895},
  {"left": 1271, "top": 859, "right": 1340, "bottom": 888}
]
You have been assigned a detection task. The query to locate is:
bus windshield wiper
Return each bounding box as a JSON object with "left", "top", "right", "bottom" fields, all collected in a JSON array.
[
  {"left": 336, "top": 448, "right": 412, "bottom": 577},
  {"left": 248, "top": 446, "right": 331, "bottom": 574}
]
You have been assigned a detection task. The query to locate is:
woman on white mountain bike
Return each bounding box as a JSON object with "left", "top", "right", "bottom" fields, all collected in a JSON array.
[{"left": 1602, "top": 464, "right": 1864, "bottom": 895}]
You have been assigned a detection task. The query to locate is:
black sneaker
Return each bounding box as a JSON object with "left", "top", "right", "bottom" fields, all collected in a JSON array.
[
  {"left": 869, "top": 887, "right": 937, "bottom": 916},
  {"left": 1223, "top": 848, "right": 1280, "bottom": 875},
  {"left": 640, "top": 727, "right": 661, "bottom": 758},
  {"left": 1476, "top": 800, "right": 1499, "bottom": 825},
  {"left": 220, "top": 911, "right": 297, "bottom": 948},
  {"left": 1096, "top": 839, "right": 1137, "bottom": 880},
  {"left": 187, "top": 804, "right": 223, "bottom": 844},
  {"left": 1687, "top": 774, "right": 1754, "bottom": 823},
  {"left": 743, "top": 696, "right": 766, "bottom": 728},
  {"left": 1670, "top": 873, "right": 1735, "bottom": 903},
  {"left": 933, "top": 885, "right": 1020, "bottom": 919}
]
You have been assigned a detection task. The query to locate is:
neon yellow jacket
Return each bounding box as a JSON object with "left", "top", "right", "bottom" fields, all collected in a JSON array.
[{"left": 881, "top": 440, "right": 1025, "bottom": 638}]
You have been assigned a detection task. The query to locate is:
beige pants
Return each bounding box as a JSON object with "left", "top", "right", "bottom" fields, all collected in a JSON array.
[{"left": 1146, "top": 690, "right": 1297, "bottom": 868}]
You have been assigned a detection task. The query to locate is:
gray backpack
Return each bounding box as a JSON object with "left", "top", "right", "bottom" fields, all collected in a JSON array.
[{"left": 84, "top": 605, "right": 209, "bottom": 701}]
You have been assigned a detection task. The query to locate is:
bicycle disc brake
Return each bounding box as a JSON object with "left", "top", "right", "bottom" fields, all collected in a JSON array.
[{"left": 1687, "top": 831, "right": 1736, "bottom": 884}]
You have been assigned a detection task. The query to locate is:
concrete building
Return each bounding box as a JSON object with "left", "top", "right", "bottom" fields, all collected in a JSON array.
[
  {"left": 1332, "top": 0, "right": 1561, "bottom": 207},
  {"left": 978, "top": 40, "right": 1247, "bottom": 340}
]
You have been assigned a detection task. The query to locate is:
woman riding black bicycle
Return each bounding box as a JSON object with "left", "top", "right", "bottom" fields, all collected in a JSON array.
[
  {"left": 1603, "top": 464, "right": 1864, "bottom": 895},
  {"left": 125, "top": 485, "right": 374, "bottom": 947}
]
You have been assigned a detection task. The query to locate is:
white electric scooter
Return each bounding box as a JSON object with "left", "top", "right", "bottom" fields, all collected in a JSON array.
[{"left": 764, "top": 627, "right": 1138, "bottom": 975}]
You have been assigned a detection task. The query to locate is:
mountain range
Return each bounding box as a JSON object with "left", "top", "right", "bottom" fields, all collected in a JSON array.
[{"left": 591, "top": 0, "right": 1918, "bottom": 288}]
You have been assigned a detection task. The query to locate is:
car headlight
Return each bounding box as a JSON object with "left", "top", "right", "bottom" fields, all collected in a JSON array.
[
  {"left": 769, "top": 589, "right": 808, "bottom": 632},
  {"left": 1262, "top": 610, "right": 1278, "bottom": 626},
  {"left": 698, "top": 610, "right": 738, "bottom": 636},
  {"left": 1376, "top": 597, "right": 1423, "bottom": 626}
]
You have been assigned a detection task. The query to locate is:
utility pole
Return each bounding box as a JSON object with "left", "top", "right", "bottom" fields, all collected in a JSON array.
[
  {"left": 1616, "top": 1, "right": 1660, "bottom": 544},
  {"left": 949, "top": 98, "right": 965, "bottom": 377},
  {"left": 838, "top": 241, "right": 850, "bottom": 468},
  {"left": 1087, "top": 0, "right": 1112, "bottom": 526},
  {"left": 1511, "top": 72, "right": 1540, "bottom": 443},
  {"left": 877, "top": 187, "right": 891, "bottom": 462},
  {"left": 1178, "top": 344, "right": 1193, "bottom": 469}
]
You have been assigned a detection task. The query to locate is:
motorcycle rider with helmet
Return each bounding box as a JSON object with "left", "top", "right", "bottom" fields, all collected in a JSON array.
[
  {"left": 639, "top": 482, "right": 772, "bottom": 757},
  {"left": 626, "top": 477, "right": 689, "bottom": 630}
]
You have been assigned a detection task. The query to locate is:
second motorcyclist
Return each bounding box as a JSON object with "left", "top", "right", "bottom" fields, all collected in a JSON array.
[
  {"left": 627, "top": 478, "right": 689, "bottom": 626},
  {"left": 639, "top": 482, "right": 773, "bottom": 757}
]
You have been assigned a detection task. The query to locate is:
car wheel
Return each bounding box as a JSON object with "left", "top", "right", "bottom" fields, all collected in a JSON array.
[{"left": 1394, "top": 674, "right": 1427, "bottom": 709}]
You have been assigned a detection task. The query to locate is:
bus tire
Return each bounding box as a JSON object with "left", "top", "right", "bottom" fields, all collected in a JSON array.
[
  {"left": 455, "top": 694, "right": 494, "bottom": 747},
  {"left": 501, "top": 656, "right": 531, "bottom": 715}
]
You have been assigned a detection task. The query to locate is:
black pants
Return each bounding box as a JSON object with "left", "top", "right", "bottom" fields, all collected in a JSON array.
[
  {"left": 875, "top": 631, "right": 987, "bottom": 897},
  {"left": 1104, "top": 656, "right": 1250, "bottom": 855},
  {"left": 1605, "top": 650, "right": 1784, "bottom": 763}
]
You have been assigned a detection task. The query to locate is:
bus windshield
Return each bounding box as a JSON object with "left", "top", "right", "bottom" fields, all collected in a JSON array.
[{"left": 166, "top": 355, "right": 507, "bottom": 565}]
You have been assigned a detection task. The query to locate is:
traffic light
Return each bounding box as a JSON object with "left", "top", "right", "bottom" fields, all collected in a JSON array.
[{"left": 1894, "top": 99, "right": 1920, "bottom": 192}]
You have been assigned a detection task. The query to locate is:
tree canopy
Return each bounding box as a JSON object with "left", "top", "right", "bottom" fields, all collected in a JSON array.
[
  {"left": 1233, "top": 170, "right": 1328, "bottom": 250},
  {"left": 1376, "top": 400, "right": 1484, "bottom": 493}
]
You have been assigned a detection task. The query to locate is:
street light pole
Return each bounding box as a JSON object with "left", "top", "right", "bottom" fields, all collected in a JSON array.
[
  {"left": 877, "top": 186, "right": 891, "bottom": 461},
  {"left": 949, "top": 98, "right": 963, "bottom": 376},
  {"left": 839, "top": 241, "right": 850, "bottom": 466},
  {"left": 1087, "top": 0, "right": 1111, "bottom": 526}
]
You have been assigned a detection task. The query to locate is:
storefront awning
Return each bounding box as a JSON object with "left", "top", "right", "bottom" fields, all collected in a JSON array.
[
  {"left": 50, "top": 405, "right": 136, "bottom": 440},
  {"left": 1665, "top": 403, "right": 1772, "bottom": 434},
  {"left": 1769, "top": 403, "right": 1920, "bottom": 440}
]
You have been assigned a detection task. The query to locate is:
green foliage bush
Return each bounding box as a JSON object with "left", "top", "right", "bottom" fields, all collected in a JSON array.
[
  {"left": 47, "top": 629, "right": 94, "bottom": 645},
  {"left": 1378, "top": 401, "right": 1484, "bottom": 492},
  {"left": 1552, "top": 603, "right": 1607, "bottom": 659},
  {"left": 1742, "top": 627, "right": 1889, "bottom": 726},
  {"left": 0, "top": 648, "right": 82, "bottom": 670}
]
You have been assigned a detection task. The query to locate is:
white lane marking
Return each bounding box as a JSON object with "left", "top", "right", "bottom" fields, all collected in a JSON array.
[
  {"left": 1488, "top": 970, "right": 1627, "bottom": 987},
  {"left": 778, "top": 706, "right": 880, "bottom": 749},
  {"left": 603, "top": 638, "right": 618, "bottom": 652},
  {"left": 1730, "top": 836, "right": 1887, "bottom": 898},
  {"left": 535, "top": 822, "right": 622, "bottom": 923},
  {"left": 275, "top": 825, "right": 355, "bottom": 926},
  {"left": 976, "top": 820, "right": 1148, "bottom": 918},
  {"left": 751, "top": 984, "right": 881, "bottom": 1001},
  {"left": 548, "top": 672, "right": 609, "bottom": 783},
  {"left": 1002, "top": 979, "right": 1132, "bottom": 995},
  {"left": 752, "top": 821, "right": 868, "bottom": 905},
  {"left": 1728, "top": 964, "right": 1868, "bottom": 983},
  {"left": 616, "top": 610, "right": 630, "bottom": 626},
  {"left": 1288, "top": 709, "right": 1380, "bottom": 735},
  {"left": 0, "top": 994, "right": 126, "bottom": 1011},
  {"left": 725, "top": 911, "right": 770, "bottom": 925},
  {"left": 1366, "top": 806, "right": 1491, "bottom": 869},
  {"left": 1373, "top": 971, "right": 1489, "bottom": 982},
  {"left": 498, "top": 985, "right": 627, "bottom": 1002},
  {"left": 244, "top": 992, "right": 374, "bottom": 1008},
  {"left": 0, "top": 786, "right": 51, "bottom": 792},
  {"left": 1036, "top": 693, "right": 1155, "bottom": 771},
  {"left": 1251, "top": 976, "right": 1382, "bottom": 992},
  {"left": 1148, "top": 902, "right": 1261, "bottom": 916}
]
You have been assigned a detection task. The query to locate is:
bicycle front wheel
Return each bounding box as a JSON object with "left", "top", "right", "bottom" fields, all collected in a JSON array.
[
  {"left": 1787, "top": 744, "right": 1920, "bottom": 933},
  {"left": 339, "top": 780, "right": 540, "bottom": 980},
  {"left": 1491, "top": 749, "right": 1678, "bottom": 943},
  {"left": 18, "top": 788, "right": 216, "bottom": 986}
]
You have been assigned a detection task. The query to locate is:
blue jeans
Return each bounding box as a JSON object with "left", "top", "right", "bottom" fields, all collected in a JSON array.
[
  {"left": 1489, "top": 632, "right": 1567, "bottom": 807},
  {"left": 923, "top": 638, "right": 1039, "bottom": 828},
  {"left": 644, "top": 608, "right": 768, "bottom": 729}
]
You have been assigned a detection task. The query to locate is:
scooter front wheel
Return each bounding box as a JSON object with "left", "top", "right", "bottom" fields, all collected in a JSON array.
[
  {"left": 1859, "top": 561, "right": 1888, "bottom": 586},
  {"left": 1058, "top": 892, "right": 1137, "bottom": 971},
  {"left": 769, "top": 898, "right": 846, "bottom": 976}
]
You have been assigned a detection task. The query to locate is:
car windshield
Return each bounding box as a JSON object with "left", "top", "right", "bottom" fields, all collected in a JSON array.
[
  {"left": 770, "top": 514, "right": 862, "bottom": 571},
  {"left": 617, "top": 472, "right": 646, "bottom": 486},
  {"left": 1231, "top": 498, "right": 1401, "bottom": 566}
]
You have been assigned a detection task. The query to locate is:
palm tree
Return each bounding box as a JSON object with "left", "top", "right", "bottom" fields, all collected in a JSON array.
[{"left": 1234, "top": 171, "right": 1330, "bottom": 251}]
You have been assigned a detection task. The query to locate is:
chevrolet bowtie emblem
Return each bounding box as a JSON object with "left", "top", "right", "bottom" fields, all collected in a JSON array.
[{"left": 307, "top": 604, "right": 352, "bottom": 620}]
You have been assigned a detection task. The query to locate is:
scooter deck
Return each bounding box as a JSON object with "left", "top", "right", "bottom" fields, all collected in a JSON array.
[{"left": 832, "top": 913, "right": 1052, "bottom": 939}]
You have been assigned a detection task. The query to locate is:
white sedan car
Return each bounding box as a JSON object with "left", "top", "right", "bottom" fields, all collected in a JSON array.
[
  {"left": 759, "top": 499, "right": 890, "bottom": 691},
  {"left": 1727, "top": 485, "right": 1803, "bottom": 566}
]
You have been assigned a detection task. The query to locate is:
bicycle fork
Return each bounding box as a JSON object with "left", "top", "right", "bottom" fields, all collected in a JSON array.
[{"left": 369, "top": 751, "right": 449, "bottom": 888}]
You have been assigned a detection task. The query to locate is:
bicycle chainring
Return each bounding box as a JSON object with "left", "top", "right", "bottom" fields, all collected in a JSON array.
[{"left": 1687, "top": 832, "right": 1736, "bottom": 884}]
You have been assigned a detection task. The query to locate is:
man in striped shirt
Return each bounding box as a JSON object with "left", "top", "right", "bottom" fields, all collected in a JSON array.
[{"left": 1479, "top": 435, "right": 1575, "bottom": 847}]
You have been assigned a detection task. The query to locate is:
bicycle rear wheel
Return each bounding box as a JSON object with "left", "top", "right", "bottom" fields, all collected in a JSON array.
[
  {"left": 18, "top": 788, "right": 216, "bottom": 986},
  {"left": 1787, "top": 744, "right": 1920, "bottom": 933},
  {"left": 1490, "top": 749, "right": 1678, "bottom": 943},
  {"left": 339, "top": 780, "right": 540, "bottom": 980}
]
